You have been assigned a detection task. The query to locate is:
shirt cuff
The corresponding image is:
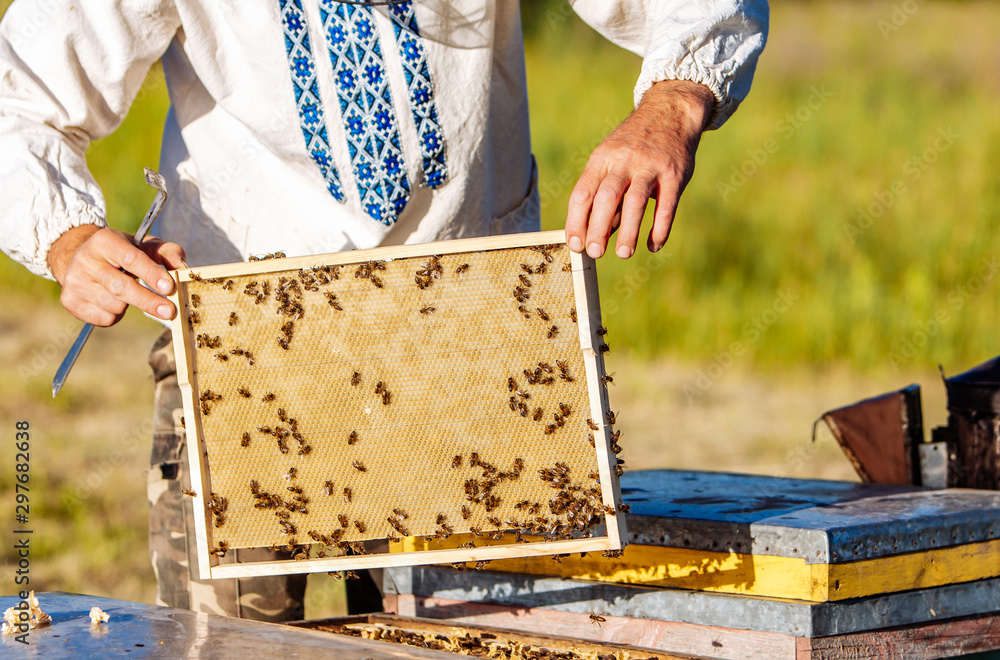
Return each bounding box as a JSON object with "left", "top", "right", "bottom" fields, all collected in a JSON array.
[{"left": 634, "top": 59, "right": 733, "bottom": 131}]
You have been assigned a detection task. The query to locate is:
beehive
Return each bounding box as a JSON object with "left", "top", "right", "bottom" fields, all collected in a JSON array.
[{"left": 168, "top": 231, "right": 625, "bottom": 579}]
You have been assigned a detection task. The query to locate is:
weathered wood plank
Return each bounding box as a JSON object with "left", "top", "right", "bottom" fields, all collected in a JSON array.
[
  {"left": 392, "top": 594, "right": 798, "bottom": 660},
  {"left": 797, "top": 613, "right": 1000, "bottom": 660}
]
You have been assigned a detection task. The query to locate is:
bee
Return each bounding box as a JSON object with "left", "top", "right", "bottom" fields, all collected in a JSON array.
[
  {"left": 614, "top": 464, "right": 624, "bottom": 477},
  {"left": 420, "top": 305, "right": 435, "bottom": 315},
  {"left": 222, "top": 279, "right": 234, "bottom": 291},
  {"left": 286, "top": 467, "right": 298, "bottom": 480},
  {"left": 455, "top": 263, "right": 470, "bottom": 276},
  {"left": 516, "top": 389, "right": 530, "bottom": 400},
  {"left": 375, "top": 381, "right": 384, "bottom": 395},
  {"left": 190, "top": 293, "right": 201, "bottom": 308},
  {"left": 513, "top": 286, "right": 529, "bottom": 302},
  {"left": 435, "top": 513, "right": 447, "bottom": 525},
  {"left": 544, "top": 422, "right": 557, "bottom": 436},
  {"left": 600, "top": 372, "right": 615, "bottom": 386},
  {"left": 606, "top": 410, "right": 618, "bottom": 426},
  {"left": 569, "top": 308, "right": 578, "bottom": 323},
  {"left": 508, "top": 397, "right": 517, "bottom": 412},
  {"left": 338, "top": 514, "right": 349, "bottom": 527},
  {"left": 237, "top": 387, "right": 251, "bottom": 398},
  {"left": 240, "top": 432, "right": 251, "bottom": 447},
  {"left": 179, "top": 416, "right": 185, "bottom": 429},
  {"left": 517, "top": 305, "right": 532, "bottom": 319},
  {"left": 518, "top": 274, "right": 532, "bottom": 287},
  {"left": 619, "top": 503, "right": 631, "bottom": 514},
  {"left": 229, "top": 347, "right": 244, "bottom": 356},
  {"left": 599, "top": 343, "right": 610, "bottom": 353},
  {"left": 298, "top": 444, "right": 312, "bottom": 455},
  {"left": 589, "top": 612, "right": 607, "bottom": 627},
  {"left": 381, "top": 390, "right": 392, "bottom": 405},
  {"left": 351, "top": 371, "right": 361, "bottom": 386},
  {"left": 261, "top": 281, "right": 271, "bottom": 296},
  {"left": 211, "top": 541, "right": 228, "bottom": 557},
  {"left": 370, "top": 274, "right": 384, "bottom": 289},
  {"left": 520, "top": 263, "right": 533, "bottom": 274},
  {"left": 262, "top": 392, "right": 276, "bottom": 403},
  {"left": 322, "top": 481, "right": 334, "bottom": 496},
  {"left": 461, "top": 506, "right": 471, "bottom": 520},
  {"left": 189, "top": 272, "right": 203, "bottom": 282},
  {"left": 348, "top": 430, "right": 359, "bottom": 445},
  {"left": 562, "top": 262, "right": 572, "bottom": 272},
  {"left": 452, "top": 455, "right": 463, "bottom": 469},
  {"left": 596, "top": 326, "right": 608, "bottom": 336},
  {"left": 213, "top": 352, "right": 228, "bottom": 362},
  {"left": 343, "top": 487, "right": 352, "bottom": 503},
  {"left": 214, "top": 515, "right": 225, "bottom": 528},
  {"left": 469, "top": 526, "right": 482, "bottom": 537},
  {"left": 392, "top": 508, "right": 409, "bottom": 519},
  {"left": 507, "top": 377, "right": 517, "bottom": 392},
  {"left": 586, "top": 418, "right": 599, "bottom": 431},
  {"left": 559, "top": 403, "right": 572, "bottom": 417},
  {"left": 325, "top": 292, "right": 343, "bottom": 311},
  {"left": 354, "top": 520, "right": 367, "bottom": 533},
  {"left": 487, "top": 516, "right": 502, "bottom": 528},
  {"left": 535, "top": 307, "right": 550, "bottom": 321},
  {"left": 387, "top": 532, "right": 400, "bottom": 542},
  {"left": 244, "top": 351, "right": 255, "bottom": 366},
  {"left": 200, "top": 401, "right": 211, "bottom": 416},
  {"left": 547, "top": 325, "right": 559, "bottom": 339},
  {"left": 181, "top": 489, "right": 197, "bottom": 497}
]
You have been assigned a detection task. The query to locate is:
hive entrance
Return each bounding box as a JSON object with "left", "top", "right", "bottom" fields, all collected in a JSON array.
[{"left": 170, "top": 231, "right": 624, "bottom": 579}]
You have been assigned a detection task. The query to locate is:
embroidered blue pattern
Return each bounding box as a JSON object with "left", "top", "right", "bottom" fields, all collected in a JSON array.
[
  {"left": 387, "top": 2, "right": 448, "bottom": 189},
  {"left": 278, "top": 0, "right": 345, "bottom": 202},
  {"left": 320, "top": 1, "right": 409, "bottom": 225}
]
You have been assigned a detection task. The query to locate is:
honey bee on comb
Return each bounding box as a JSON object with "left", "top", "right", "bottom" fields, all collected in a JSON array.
[
  {"left": 351, "top": 371, "right": 361, "bottom": 386},
  {"left": 547, "top": 325, "right": 559, "bottom": 339}
]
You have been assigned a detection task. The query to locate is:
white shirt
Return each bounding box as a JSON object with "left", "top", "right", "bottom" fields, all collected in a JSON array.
[{"left": 0, "top": 0, "right": 767, "bottom": 278}]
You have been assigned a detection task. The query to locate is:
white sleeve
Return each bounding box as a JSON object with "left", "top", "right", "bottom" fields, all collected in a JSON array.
[
  {"left": 0, "top": 0, "right": 180, "bottom": 279},
  {"left": 569, "top": 0, "right": 769, "bottom": 130}
]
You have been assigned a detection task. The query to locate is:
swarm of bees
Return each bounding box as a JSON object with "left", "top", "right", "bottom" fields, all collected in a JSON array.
[{"left": 188, "top": 242, "right": 624, "bottom": 558}]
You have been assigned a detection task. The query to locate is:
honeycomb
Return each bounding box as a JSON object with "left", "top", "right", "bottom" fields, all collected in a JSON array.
[{"left": 175, "top": 241, "right": 616, "bottom": 563}]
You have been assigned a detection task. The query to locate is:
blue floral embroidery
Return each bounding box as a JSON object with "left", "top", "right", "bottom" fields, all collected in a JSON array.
[
  {"left": 278, "top": 0, "right": 345, "bottom": 202},
  {"left": 387, "top": 2, "right": 448, "bottom": 189},
  {"left": 277, "top": 0, "right": 447, "bottom": 223},
  {"left": 320, "top": 0, "right": 409, "bottom": 225}
]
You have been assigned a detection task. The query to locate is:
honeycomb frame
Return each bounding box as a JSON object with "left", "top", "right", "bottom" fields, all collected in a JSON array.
[{"left": 168, "top": 230, "right": 625, "bottom": 580}]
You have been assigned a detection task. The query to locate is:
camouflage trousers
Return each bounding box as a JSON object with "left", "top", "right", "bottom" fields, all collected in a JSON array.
[{"left": 147, "top": 330, "right": 307, "bottom": 621}]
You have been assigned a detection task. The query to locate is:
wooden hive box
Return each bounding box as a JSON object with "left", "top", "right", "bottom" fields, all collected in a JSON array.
[{"left": 167, "top": 230, "right": 626, "bottom": 579}]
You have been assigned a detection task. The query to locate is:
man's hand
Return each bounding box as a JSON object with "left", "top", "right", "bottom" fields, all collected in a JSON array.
[
  {"left": 48, "top": 225, "right": 187, "bottom": 326},
  {"left": 565, "top": 79, "right": 715, "bottom": 259}
]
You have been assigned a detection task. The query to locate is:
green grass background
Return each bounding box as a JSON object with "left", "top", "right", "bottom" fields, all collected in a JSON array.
[
  {"left": 0, "top": 0, "right": 998, "bottom": 609},
  {"left": 3, "top": 0, "right": 999, "bottom": 372}
]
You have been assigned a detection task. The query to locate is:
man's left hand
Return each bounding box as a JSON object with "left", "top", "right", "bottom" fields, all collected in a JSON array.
[{"left": 565, "top": 79, "right": 716, "bottom": 259}]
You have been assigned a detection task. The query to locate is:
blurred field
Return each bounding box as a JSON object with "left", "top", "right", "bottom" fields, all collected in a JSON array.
[{"left": 0, "top": 0, "right": 994, "bottom": 610}]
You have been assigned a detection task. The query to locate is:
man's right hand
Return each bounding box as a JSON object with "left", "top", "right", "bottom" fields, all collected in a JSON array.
[{"left": 48, "top": 226, "right": 187, "bottom": 326}]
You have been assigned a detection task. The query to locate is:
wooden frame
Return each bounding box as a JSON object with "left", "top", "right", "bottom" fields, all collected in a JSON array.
[{"left": 167, "top": 230, "right": 626, "bottom": 579}]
